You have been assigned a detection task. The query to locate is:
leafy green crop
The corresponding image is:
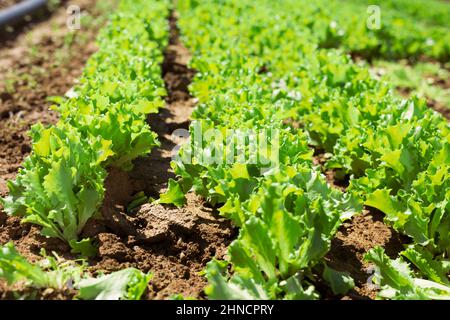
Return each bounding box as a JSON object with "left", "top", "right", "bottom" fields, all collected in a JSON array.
[
  {"left": 204, "top": 165, "right": 360, "bottom": 299},
  {"left": 170, "top": 0, "right": 366, "bottom": 299},
  {"left": 1, "top": 0, "right": 448, "bottom": 300},
  {"left": 294, "top": 0, "right": 450, "bottom": 62},
  {"left": 1, "top": 124, "right": 108, "bottom": 253},
  {"left": 322, "top": 264, "right": 355, "bottom": 296},
  {"left": 348, "top": 0, "right": 450, "bottom": 28},
  {"left": 78, "top": 268, "right": 152, "bottom": 300},
  {"left": 365, "top": 247, "right": 450, "bottom": 300},
  {"left": 175, "top": 0, "right": 449, "bottom": 300},
  {"left": 0, "top": 242, "right": 151, "bottom": 300},
  {"left": 0, "top": 0, "right": 170, "bottom": 252},
  {"left": 0, "top": 242, "right": 83, "bottom": 290}
]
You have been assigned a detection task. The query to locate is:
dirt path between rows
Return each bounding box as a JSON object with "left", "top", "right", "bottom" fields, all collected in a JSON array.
[
  {"left": 0, "top": 3, "right": 409, "bottom": 300},
  {"left": 325, "top": 208, "right": 406, "bottom": 299},
  {"left": 0, "top": 0, "right": 116, "bottom": 299},
  {"left": 0, "top": 0, "right": 22, "bottom": 11},
  {"left": 0, "top": 7, "right": 234, "bottom": 300},
  {"left": 0, "top": 0, "right": 115, "bottom": 196},
  {"left": 313, "top": 154, "right": 406, "bottom": 299},
  {"left": 83, "top": 11, "right": 235, "bottom": 300}
]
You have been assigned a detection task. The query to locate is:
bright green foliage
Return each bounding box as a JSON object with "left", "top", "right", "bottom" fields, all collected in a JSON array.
[
  {"left": 173, "top": 121, "right": 313, "bottom": 206},
  {"left": 0, "top": 0, "right": 170, "bottom": 250},
  {"left": 69, "top": 238, "right": 99, "bottom": 258},
  {"left": 0, "top": 242, "right": 84, "bottom": 290},
  {"left": 402, "top": 245, "right": 450, "bottom": 286},
  {"left": 322, "top": 264, "right": 355, "bottom": 296},
  {"left": 78, "top": 268, "right": 152, "bottom": 300},
  {"left": 174, "top": 0, "right": 366, "bottom": 299},
  {"left": 296, "top": 0, "right": 450, "bottom": 61},
  {"left": 349, "top": 0, "right": 450, "bottom": 28},
  {"left": 1, "top": 0, "right": 448, "bottom": 300},
  {"left": 204, "top": 259, "right": 272, "bottom": 300},
  {"left": 159, "top": 179, "right": 187, "bottom": 208},
  {"left": 205, "top": 166, "right": 360, "bottom": 299},
  {"left": 176, "top": 0, "right": 449, "bottom": 300},
  {"left": 365, "top": 247, "right": 450, "bottom": 300},
  {"left": 349, "top": 127, "right": 449, "bottom": 255},
  {"left": 0, "top": 243, "right": 150, "bottom": 300}
]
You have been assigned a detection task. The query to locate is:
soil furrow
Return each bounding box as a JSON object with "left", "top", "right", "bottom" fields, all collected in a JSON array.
[
  {"left": 313, "top": 152, "right": 407, "bottom": 299},
  {"left": 324, "top": 207, "right": 407, "bottom": 299},
  {"left": 88, "top": 10, "right": 235, "bottom": 300}
]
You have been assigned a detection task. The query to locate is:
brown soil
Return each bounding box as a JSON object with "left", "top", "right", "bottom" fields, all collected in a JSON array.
[
  {"left": 0, "top": 0, "right": 22, "bottom": 10},
  {"left": 0, "top": 0, "right": 114, "bottom": 197},
  {"left": 313, "top": 150, "right": 406, "bottom": 300},
  {"left": 325, "top": 208, "right": 407, "bottom": 300},
  {"left": 0, "top": 6, "right": 234, "bottom": 301},
  {"left": 427, "top": 98, "right": 450, "bottom": 120},
  {"left": 313, "top": 151, "right": 349, "bottom": 191},
  {"left": 83, "top": 10, "right": 235, "bottom": 300},
  {"left": 0, "top": 3, "right": 412, "bottom": 302},
  {"left": 0, "top": 282, "right": 77, "bottom": 300},
  {"left": 87, "top": 193, "right": 234, "bottom": 300},
  {"left": 0, "top": 0, "right": 115, "bottom": 299}
]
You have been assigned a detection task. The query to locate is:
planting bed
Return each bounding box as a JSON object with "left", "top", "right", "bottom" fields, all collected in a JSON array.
[
  {"left": 0, "top": 1, "right": 235, "bottom": 300},
  {"left": 0, "top": 0, "right": 115, "bottom": 196},
  {"left": 0, "top": 0, "right": 449, "bottom": 301}
]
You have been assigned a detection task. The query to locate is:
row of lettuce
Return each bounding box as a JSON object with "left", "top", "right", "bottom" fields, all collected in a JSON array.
[
  {"left": 0, "top": 0, "right": 170, "bottom": 299},
  {"left": 168, "top": 0, "right": 449, "bottom": 299},
  {"left": 291, "top": 0, "right": 449, "bottom": 62},
  {"left": 0, "top": 243, "right": 151, "bottom": 300},
  {"left": 0, "top": 0, "right": 448, "bottom": 300}
]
